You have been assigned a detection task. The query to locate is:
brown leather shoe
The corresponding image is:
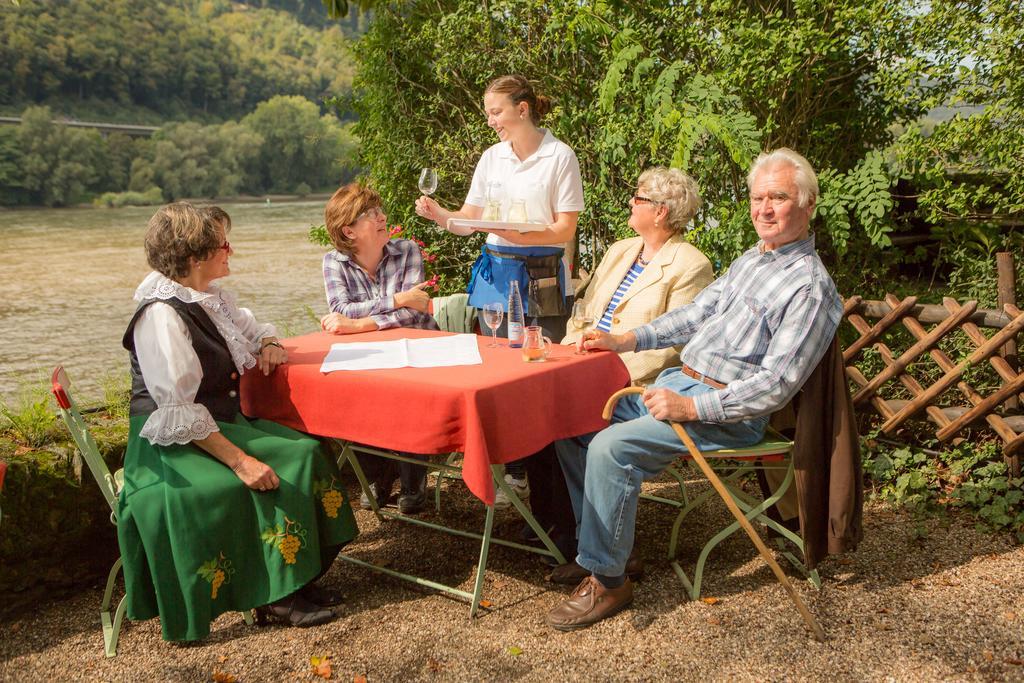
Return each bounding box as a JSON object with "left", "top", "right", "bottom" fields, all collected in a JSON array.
[
  {"left": 547, "top": 553, "right": 644, "bottom": 585},
  {"left": 546, "top": 576, "right": 634, "bottom": 631}
]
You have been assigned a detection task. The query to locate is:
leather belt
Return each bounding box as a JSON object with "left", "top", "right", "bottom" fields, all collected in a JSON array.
[{"left": 680, "top": 364, "right": 726, "bottom": 390}]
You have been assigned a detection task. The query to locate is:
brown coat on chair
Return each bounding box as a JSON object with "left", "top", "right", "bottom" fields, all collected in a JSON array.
[{"left": 764, "top": 336, "right": 864, "bottom": 569}]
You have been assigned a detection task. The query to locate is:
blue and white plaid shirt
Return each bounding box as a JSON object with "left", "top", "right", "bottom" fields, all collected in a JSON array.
[
  {"left": 323, "top": 239, "right": 439, "bottom": 331},
  {"left": 632, "top": 235, "right": 842, "bottom": 424}
]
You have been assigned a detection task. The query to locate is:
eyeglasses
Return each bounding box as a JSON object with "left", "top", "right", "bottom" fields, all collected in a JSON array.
[
  {"left": 217, "top": 241, "right": 231, "bottom": 252},
  {"left": 355, "top": 206, "right": 385, "bottom": 222},
  {"left": 631, "top": 195, "right": 660, "bottom": 206},
  {"left": 750, "top": 192, "right": 792, "bottom": 208}
]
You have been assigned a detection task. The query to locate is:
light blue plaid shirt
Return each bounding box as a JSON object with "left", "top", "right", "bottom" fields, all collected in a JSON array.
[
  {"left": 323, "top": 239, "right": 439, "bottom": 331},
  {"left": 632, "top": 235, "right": 842, "bottom": 424}
]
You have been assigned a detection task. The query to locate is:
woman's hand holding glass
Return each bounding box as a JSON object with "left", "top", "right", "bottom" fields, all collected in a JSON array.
[
  {"left": 482, "top": 302, "right": 504, "bottom": 347},
  {"left": 576, "top": 329, "right": 636, "bottom": 355}
]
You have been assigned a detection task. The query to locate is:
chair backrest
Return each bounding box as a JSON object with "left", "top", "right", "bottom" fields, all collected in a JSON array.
[
  {"left": 431, "top": 293, "right": 479, "bottom": 334},
  {"left": 51, "top": 366, "right": 120, "bottom": 514}
]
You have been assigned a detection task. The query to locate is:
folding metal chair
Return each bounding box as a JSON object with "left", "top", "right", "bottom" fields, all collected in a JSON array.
[
  {"left": 50, "top": 366, "right": 253, "bottom": 656},
  {"left": 51, "top": 366, "right": 128, "bottom": 657},
  {"left": 604, "top": 387, "right": 825, "bottom": 641}
]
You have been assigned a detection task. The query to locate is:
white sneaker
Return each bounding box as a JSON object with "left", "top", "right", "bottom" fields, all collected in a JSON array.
[{"left": 493, "top": 474, "right": 530, "bottom": 509}]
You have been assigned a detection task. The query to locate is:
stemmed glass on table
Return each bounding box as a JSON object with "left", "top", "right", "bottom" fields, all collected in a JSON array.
[
  {"left": 482, "top": 303, "right": 504, "bottom": 347},
  {"left": 419, "top": 168, "right": 438, "bottom": 197},
  {"left": 571, "top": 300, "right": 594, "bottom": 354}
]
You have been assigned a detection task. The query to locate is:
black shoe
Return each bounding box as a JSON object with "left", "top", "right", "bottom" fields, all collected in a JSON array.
[
  {"left": 300, "top": 582, "right": 345, "bottom": 607},
  {"left": 397, "top": 463, "right": 428, "bottom": 514},
  {"left": 255, "top": 593, "right": 335, "bottom": 627},
  {"left": 359, "top": 478, "right": 395, "bottom": 510},
  {"left": 398, "top": 491, "right": 427, "bottom": 514}
]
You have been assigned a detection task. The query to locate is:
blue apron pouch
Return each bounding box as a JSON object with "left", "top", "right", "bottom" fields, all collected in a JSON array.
[{"left": 467, "top": 244, "right": 567, "bottom": 316}]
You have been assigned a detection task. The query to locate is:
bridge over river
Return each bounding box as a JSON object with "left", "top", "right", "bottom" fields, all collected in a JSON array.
[{"left": 0, "top": 116, "right": 158, "bottom": 137}]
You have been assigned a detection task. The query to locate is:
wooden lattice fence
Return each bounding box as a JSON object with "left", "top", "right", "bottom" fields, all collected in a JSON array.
[{"left": 842, "top": 295, "right": 1024, "bottom": 476}]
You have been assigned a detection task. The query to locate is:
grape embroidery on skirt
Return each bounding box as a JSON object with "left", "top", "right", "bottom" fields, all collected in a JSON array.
[
  {"left": 197, "top": 552, "right": 235, "bottom": 600},
  {"left": 262, "top": 518, "right": 308, "bottom": 564},
  {"left": 314, "top": 476, "right": 344, "bottom": 518}
]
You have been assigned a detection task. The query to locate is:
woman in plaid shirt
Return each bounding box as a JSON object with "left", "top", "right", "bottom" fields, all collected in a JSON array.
[{"left": 319, "top": 182, "right": 439, "bottom": 513}]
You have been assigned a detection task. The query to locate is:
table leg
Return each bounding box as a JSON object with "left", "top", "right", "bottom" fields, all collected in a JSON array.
[
  {"left": 469, "top": 502, "right": 495, "bottom": 619},
  {"left": 333, "top": 442, "right": 571, "bottom": 616},
  {"left": 491, "top": 464, "right": 567, "bottom": 566},
  {"left": 336, "top": 440, "right": 384, "bottom": 521}
]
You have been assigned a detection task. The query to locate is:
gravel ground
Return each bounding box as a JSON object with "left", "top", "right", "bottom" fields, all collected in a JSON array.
[{"left": 1, "top": 475, "right": 1022, "bottom": 682}]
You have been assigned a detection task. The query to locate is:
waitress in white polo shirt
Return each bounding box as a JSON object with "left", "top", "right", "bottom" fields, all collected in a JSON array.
[
  {"left": 415, "top": 75, "right": 583, "bottom": 544},
  {"left": 415, "top": 74, "right": 584, "bottom": 342}
]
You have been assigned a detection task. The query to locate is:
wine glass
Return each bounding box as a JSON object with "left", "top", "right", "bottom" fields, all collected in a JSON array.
[
  {"left": 571, "top": 300, "right": 594, "bottom": 354},
  {"left": 482, "top": 303, "right": 504, "bottom": 347},
  {"left": 482, "top": 181, "right": 503, "bottom": 221},
  {"left": 418, "top": 168, "right": 438, "bottom": 196}
]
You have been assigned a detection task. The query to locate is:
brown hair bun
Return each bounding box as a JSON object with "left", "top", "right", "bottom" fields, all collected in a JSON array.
[{"left": 485, "top": 74, "right": 551, "bottom": 125}]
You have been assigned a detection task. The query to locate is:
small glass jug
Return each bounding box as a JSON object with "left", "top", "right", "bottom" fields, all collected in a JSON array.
[{"left": 521, "top": 325, "right": 552, "bottom": 363}]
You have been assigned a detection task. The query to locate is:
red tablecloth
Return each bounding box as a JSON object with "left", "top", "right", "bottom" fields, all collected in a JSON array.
[{"left": 241, "top": 328, "right": 630, "bottom": 504}]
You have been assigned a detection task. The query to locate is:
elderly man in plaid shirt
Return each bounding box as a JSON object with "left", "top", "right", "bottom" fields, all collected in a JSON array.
[{"left": 547, "top": 148, "right": 844, "bottom": 631}]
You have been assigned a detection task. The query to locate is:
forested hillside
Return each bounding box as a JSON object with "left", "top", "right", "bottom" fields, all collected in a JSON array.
[
  {"left": 0, "top": 0, "right": 362, "bottom": 123},
  {"left": 0, "top": 0, "right": 363, "bottom": 206}
]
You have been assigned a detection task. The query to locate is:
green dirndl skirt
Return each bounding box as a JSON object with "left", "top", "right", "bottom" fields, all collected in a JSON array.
[{"left": 116, "top": 413, "right": 358, "bottom": 642}]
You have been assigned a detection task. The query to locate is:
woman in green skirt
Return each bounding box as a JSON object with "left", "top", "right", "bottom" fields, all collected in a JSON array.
[{"left": 118, "top": 203, "right": 358, "bottom": 643}]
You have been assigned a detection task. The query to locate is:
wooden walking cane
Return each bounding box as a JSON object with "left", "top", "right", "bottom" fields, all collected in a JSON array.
[{"left": 604, "top": 387, "right": 826, "bottom": 642}]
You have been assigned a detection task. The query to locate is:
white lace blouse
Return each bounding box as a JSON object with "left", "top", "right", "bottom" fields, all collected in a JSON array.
[{"left": 132, "top": 272, "right": 277, "bottom": 446}]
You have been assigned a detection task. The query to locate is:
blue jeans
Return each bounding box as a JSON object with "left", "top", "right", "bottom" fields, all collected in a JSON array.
[{"left": 554, "top": 368, "right": 767, "bottom": 577}]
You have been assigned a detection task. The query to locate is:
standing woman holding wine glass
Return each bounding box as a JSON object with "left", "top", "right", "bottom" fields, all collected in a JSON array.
[
  {"left": 414, "top": 74, "right": 583, "bottom": 339},
  {"left": 414, "top": 74, "right": 584, "bottom": 543}
]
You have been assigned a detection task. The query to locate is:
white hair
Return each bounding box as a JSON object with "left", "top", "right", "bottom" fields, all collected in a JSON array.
[{"left": 747, "top": 148, "right": 818, "bottom": 208}]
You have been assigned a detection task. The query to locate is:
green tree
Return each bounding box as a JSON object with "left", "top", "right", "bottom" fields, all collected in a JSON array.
[
  {"left": 0, "top": 126, "right": 25, "bottom": 205},
  {"left": 0, "top": 0, "right": 357, "bottom": 122},
  {"left": 242, "top": 95, "right": 354, "bottom": 193},
  {"left": 886, "top": 0, "right": 1024, "bottom": 303},
  {"left": 130, "top": 120, "right": 264, "bottom": 200},
  {"left": 346, "top": 0, "right": 929, "bottom": 290},
  {"left": 15, "top": 105, "right": 105, "bottom": 206}
]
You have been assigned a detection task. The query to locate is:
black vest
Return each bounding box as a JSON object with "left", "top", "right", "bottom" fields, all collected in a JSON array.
[{"left": 123, "top": 297, "right": 242, "bottom": 422}]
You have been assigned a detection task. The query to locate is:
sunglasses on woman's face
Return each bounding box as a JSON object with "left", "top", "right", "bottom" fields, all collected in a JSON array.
[
  {"left": 217, "top": 241, "right": 231, "bottom": 252},
  {"left": 631, "top": 195, "right": 660, "bottom": 206}
]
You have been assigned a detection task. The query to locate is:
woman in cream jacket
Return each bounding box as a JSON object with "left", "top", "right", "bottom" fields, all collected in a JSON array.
[{"left": 564, "top": 167, "right": 714, "bottom": 386}]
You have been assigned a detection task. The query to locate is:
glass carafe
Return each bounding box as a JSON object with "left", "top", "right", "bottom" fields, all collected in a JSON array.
[{"left": 521, "top": 325, "right": 552, "bottom": 362}]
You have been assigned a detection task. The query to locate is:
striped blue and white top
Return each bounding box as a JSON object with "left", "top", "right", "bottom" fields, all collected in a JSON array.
[{"left": 595, "top": 262, "right": 646, "bottom": 332}]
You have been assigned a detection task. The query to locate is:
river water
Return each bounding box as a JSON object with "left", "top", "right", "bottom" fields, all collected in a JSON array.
[{"left": 0, "top": 200, "right": 330, "bottom": 405}]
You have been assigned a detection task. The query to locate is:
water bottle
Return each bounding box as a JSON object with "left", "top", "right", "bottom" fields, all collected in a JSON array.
[{"left": 507, "top": 279, "right": 525, "bottom": 348}]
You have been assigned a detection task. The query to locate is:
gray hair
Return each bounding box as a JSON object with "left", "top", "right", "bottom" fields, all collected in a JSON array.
[
  {"left": 637, "top": 166, "right": 702, "bottom": 234},
  {"left": 747, "top": 148, "right": 819, "bottom": 208}
]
